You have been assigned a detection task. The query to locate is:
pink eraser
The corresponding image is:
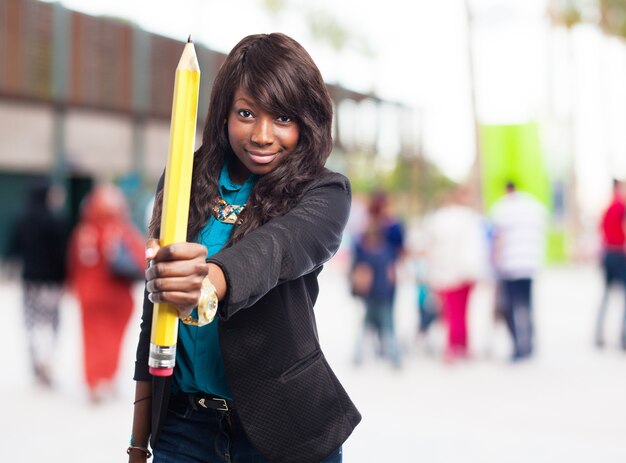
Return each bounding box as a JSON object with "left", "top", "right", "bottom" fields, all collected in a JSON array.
[{"left": 149, "top": 367, "right": 174, "bottom": 376}]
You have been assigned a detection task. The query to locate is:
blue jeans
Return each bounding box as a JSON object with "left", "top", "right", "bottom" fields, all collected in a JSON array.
[
  {"left": 502, "top": 278, "right": 534, "bottom": 358},
  {"left": 153, "top": 395, "right": 342, "bottom": 462},
  {"left": 596, "top": 250, "right": 626, "bottom": 348},
  {"left": 354, "top": 298, "right": 401, "bottom": 367}
]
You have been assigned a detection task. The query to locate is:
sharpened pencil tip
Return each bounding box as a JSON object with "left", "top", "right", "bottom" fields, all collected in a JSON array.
[{"left": 187, "top": 35, "right": 192, "bottom": 43}]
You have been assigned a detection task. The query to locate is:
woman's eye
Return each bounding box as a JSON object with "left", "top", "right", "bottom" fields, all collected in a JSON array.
[
  {"left": 276, "top": 115, "right": 293, "bottom": 123},
  {"left": 238, "top": 109, "right": 253, "bottom": 118}
]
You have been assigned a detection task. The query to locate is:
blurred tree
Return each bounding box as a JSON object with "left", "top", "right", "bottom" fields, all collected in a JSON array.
[
  {"left": 348, "top": 151, "right": 456, "bottom": 216},
  {"left": 548, "top": 0, "right": 584, "bottom": 28},
  {"left": 262, "top": 0, "right": 286, "bottom": 15},
  {"left": 390, "top": 154, "right": 457, "bottom": 215},
  {"left": 260, "top": 0, "right": 374, "bottom": 56},
  {"left": 549, "top": 0, "right": 626, "bottom": 38},
  {"left": 599, "top": 0, "right": 626, "bottom": 37}
]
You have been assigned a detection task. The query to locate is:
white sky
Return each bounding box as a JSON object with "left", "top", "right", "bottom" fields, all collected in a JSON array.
[
  {"left": 47, "top": 0, "right": 626, "bottom": 212},
  {"left": 46, "top": 0, "right": 478, "bottom": 180}
]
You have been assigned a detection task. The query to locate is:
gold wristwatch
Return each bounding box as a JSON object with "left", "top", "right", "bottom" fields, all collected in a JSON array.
[{"left": 181, "top": 275, "right": 218, "bottom": 327}]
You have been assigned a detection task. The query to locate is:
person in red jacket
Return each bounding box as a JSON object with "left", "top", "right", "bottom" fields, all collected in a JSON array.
[
  {"left": 595, "top": 179, "right": 626, "bottom": 349},
  {"left": 68, "top": 184, "right": 145, "bottom": 402}
]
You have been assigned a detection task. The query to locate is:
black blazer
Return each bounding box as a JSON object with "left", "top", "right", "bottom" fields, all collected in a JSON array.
[{"left": 134, "top": 170, "right": 361, "bottom": 463}]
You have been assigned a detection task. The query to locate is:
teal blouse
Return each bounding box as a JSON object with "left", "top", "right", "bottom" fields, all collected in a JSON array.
[{"left": 173, "top": 162, "right": 257, "bottom": 399}]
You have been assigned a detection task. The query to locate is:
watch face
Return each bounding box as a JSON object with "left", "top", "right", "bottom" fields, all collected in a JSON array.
[
  {"left": 197, "top": 277, "right": 218, "bottom": 326},
  {"left": 182, "top": 277, "right": 219, "bottom": 327},
  {"left": 200, "top": 294, "right": 218, "bottom": 325}
]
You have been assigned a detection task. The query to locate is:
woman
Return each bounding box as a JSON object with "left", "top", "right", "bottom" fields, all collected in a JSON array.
[
  {"left": 128, "top": 33, "right": 360, "bottom": 463},
  {"left": 69, "top": 184, "right": 145, "bottom": 402},
  {"left": 424, "top": 187, "right": 488, "bottom": 362}
]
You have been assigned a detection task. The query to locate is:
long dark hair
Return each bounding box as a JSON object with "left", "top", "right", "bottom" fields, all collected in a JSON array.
[{"left": 149, "top": 33, "right": 334, "bottom": 243}]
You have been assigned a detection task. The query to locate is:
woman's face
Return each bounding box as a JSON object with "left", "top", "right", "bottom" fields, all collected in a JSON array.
[{"left": 226, "top": 88, "right": 300, "bottom": 183}]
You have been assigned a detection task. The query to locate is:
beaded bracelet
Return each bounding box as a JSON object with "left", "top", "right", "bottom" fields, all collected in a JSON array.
[
  {"left": 127, "top": 445, "right": 152, "bottom": 459},
  {"left": 133, "top": 396, "right": 152, "bottom": 405}
]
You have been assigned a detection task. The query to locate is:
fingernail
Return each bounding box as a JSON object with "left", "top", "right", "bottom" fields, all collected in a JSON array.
[
  {"left": 145, "top": 248, "right": 155, "bottom": 259},
  {"left": 148, "top": 293, "right": 155, "bottom": 303}
]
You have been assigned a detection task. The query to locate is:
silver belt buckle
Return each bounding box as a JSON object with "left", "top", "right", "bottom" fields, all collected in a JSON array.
[{"left": 213, "top": 397, "right": 229, "bottom": 411}]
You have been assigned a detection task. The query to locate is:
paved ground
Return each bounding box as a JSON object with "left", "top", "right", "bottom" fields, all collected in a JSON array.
[{"left": 1, "top": 258, "right": 625, "bottom": 462}]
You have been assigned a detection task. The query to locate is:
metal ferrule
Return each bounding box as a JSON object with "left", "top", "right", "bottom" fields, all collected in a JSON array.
[{"left": 149, "top": 344, "right": 176, "bottom": 369}]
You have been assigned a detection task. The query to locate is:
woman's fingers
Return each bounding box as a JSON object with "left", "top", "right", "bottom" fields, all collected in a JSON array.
[
  {"left": 146, "top": 270, "right": 205, "bottom": 312},
  {"left": 146, "top": 257, "right": 207, "bottom": 281},
  {"left": 145, "top": 241, "right": 205, "bottom": 268},
  {"left": 145, "top": 242, "right": 208, "bottom": 312},
  {"left": 154, "top": 242, "right": 207, "bottom": 262},
  {"left": 148, "top": 290, "right": 199, "bottom": 314},
  {"left": 146, "top": 274, "right": 205, "bottom": 295},
  {"left": 145, "top": 238, "right": 160, "bottom": 263}
]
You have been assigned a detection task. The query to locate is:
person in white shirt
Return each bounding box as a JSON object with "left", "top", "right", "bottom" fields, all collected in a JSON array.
[
  {"left": 491, "top": 181, "right": 547, "bottom": 361},
  {"left": 424, "top": 187, "right": 489, "bottom": 362}
]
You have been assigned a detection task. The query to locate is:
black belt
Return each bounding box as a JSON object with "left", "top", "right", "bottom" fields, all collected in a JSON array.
[{"left": 171, "top": 392, "right": 233, "bottom": 412}]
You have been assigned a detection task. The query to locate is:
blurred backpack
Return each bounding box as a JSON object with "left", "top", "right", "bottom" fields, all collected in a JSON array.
[{"left": 108, "top": 239, "right": 144, "bottom": 281}]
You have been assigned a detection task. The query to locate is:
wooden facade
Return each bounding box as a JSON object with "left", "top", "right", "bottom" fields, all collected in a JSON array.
[{"left": 0, "top": 0, "right": 380, "bottom": 119}]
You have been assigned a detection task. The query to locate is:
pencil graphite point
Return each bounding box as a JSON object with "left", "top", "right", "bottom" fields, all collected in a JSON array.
[{"left": 187, "top": 34, "right": 192, "bottom": 43}]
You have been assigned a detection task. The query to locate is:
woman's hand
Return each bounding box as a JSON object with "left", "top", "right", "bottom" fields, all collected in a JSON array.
[{"left": 145, "top": 239, "right": 208, "bottom": 319}]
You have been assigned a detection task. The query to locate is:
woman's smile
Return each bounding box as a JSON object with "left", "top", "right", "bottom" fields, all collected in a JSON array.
[{"left": 246, "top": 150, "right": 279, "bottom": 164}]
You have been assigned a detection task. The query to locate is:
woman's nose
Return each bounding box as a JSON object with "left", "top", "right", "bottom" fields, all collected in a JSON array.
[{"left": 250, "top": 117, "right": 274, "bottom": 146}]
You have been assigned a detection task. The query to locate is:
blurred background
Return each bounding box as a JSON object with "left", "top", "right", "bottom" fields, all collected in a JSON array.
[{"left": 1, "top": 0, "right": 625, "bottom": 461}]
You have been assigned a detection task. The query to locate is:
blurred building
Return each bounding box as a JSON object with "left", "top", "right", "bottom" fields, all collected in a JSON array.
[{"left": 0, "top": 0, "right": 420, "bottom": 253}]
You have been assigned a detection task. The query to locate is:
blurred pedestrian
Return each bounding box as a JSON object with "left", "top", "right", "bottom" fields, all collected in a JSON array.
[
  {"left": 7, "top": 179, "right": 68, "bottom": 387},
  {"left": 351, "top": 220, "right": 402, "bottom": 369},
  {"left": 367, "top": 190, "right": 405, "bottom": 262},
  {"left": 68, "top": 184, "right": 145, "bottom": 402},
  {"left": 414, "top": 250, "right": 440, "bottom": 338},
  {"left": 594, "top": 179, "right": 626, "bottom": 349},
  {"left": 406, "top": 222, "right": 440, "bottom": 348},
  {"left": 424, "top": 187, "right": 488, "bottom": 362},
  {"left": 491, "top": 181, "right": 547, "bottom": 361}
]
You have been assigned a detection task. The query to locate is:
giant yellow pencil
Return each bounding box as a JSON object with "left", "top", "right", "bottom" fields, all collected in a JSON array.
[{"left": 149, "top": 37, "right": 200, "bottom": 376}]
